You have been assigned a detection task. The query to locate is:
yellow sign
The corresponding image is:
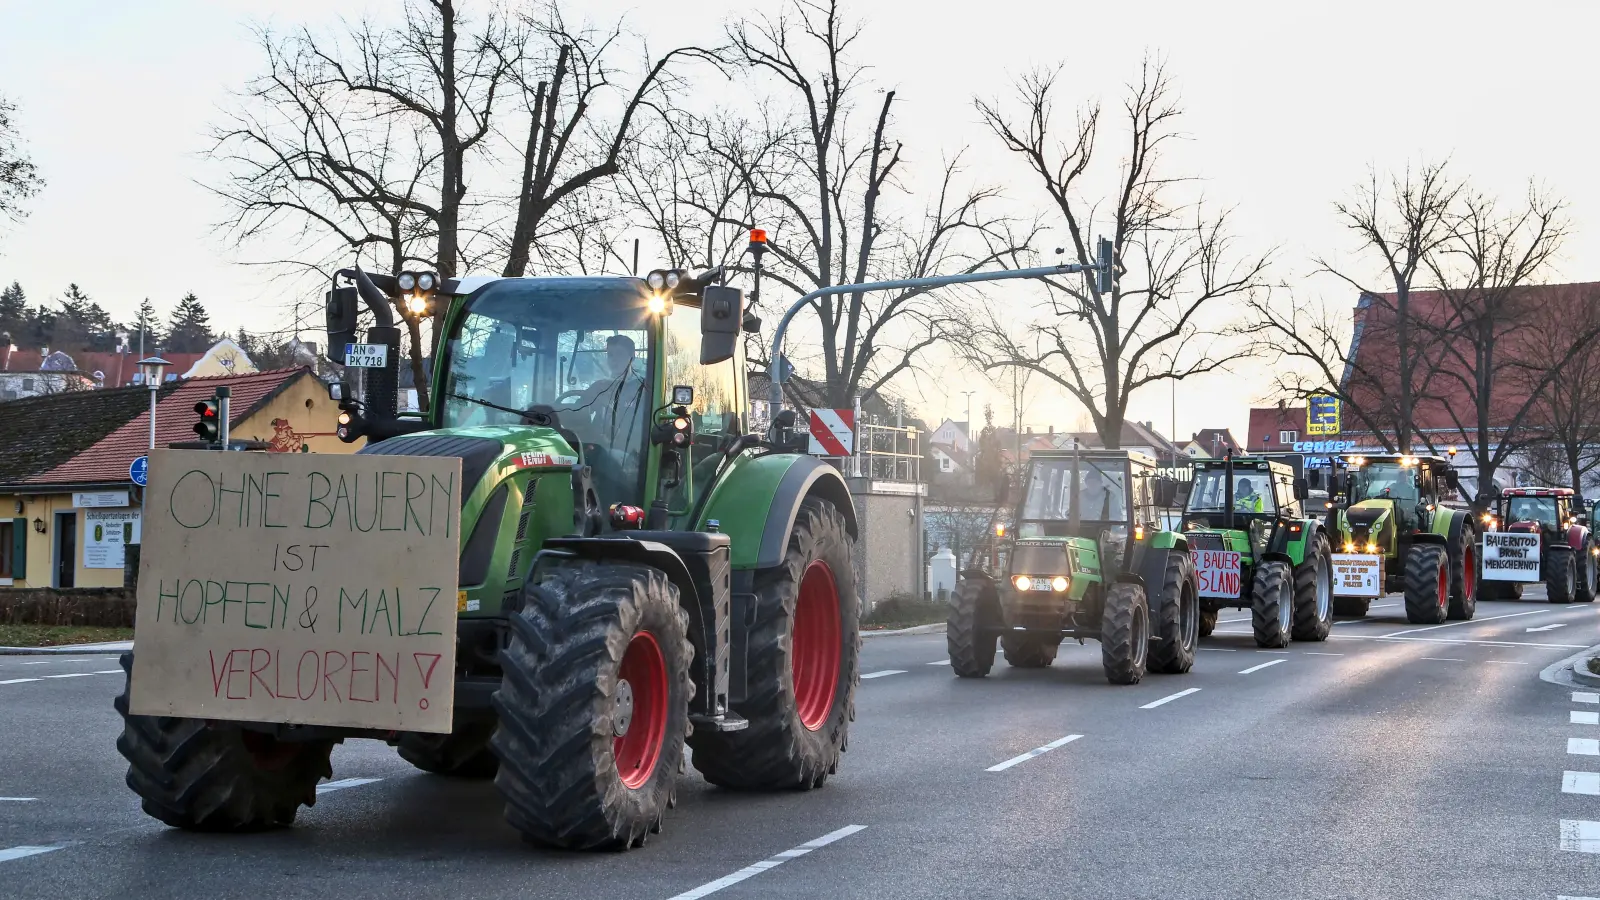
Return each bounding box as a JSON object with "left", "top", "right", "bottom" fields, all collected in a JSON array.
[{"left": 1306, "top": 395, "right": 1341, "bottom": 436}]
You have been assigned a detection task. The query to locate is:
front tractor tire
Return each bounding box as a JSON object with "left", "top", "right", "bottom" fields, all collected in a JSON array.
[
  {"left": 1250, "top": 559, "right": 1294, "bottom": 649},
  {"left": 1447, "top": 523, "right": 1479, "bottom": 621},
  {"left": 1548, "top": 545, "right": 1578, "bottom": 605},
  {"left": 1150, "top": 551, "right": 1199, "bottom": 674},
  {"left": 1404, "top": 544, "right": 1450, "bottom": 624},
  {"left": 492, "top": 562, "right": 693, "bottom": 851},
  {"left": 1001, "top": 633, "right": 1059, "bottom": 668},
  {"left": 1101, "top": 582, "right": 1150, "bottom": 685},
  {"left": 395, "top": 719, "right": 498, "bottom": 778},
  {"left": 1291, "top": 533, "right": 1334, "bottom": 642},
  {"left": 689, "top": 498, "right": 859, "bottom": 791},
  {"left": 948, "top": 578, "right": 1000, "bottom": 677},
  {"left": 115, "top": 656, "right": 334, "bottom": 831},
  {"left": 1199, "top": 608, "right": 1218, "bottom": 637}
]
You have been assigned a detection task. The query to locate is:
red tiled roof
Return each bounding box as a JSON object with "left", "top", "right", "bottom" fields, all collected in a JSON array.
[
  {"left": 1, "top": 348, "right": 209, "bottom": 386},
  {"left": 1190, "top": 428, "right": 1242, "bottom": 454},
  {"left": 1247, "top": 408, "right": 1306, "bottom": 452},
  {"left": 29, "top": 368, "right": 314, "bottom": 486}
]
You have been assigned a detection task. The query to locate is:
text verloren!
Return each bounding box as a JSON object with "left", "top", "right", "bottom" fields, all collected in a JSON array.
[{"left": 130, "top": 450, "right": 463, "bottom": 733}]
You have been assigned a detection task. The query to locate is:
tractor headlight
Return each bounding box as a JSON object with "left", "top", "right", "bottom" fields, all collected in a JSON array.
[
  {"left": 1343, "top": 542, "right": 1355, "bottom": 553},
  {"left": 416, "top": 272, "right": 436, "bottom": 291},
  {"left": 397, "top": 271, "right": 417, "bottom": 291},
  {"left": 406, "top": 293, "right": 429, "bottom": 316},
  {"left": 1013, "top": 575, "right": 1031, "bottom": 592},
  {"left": 665, "top": 270, "right": 682, "bottom": 290},
  {"left": 1051, "top": 576, "right": 1069, "bottom": 592},
  {"left": 647, "top": 270, "right": 667, "bottom": 291},
  {"left": 1366, "top": 542, "right": 1378, "bottom": 553},
  {"left": 648, "top": 294, "right": 668, "bottom": 314}
]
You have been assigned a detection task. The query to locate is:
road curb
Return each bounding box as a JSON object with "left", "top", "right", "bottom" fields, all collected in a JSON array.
[
  {"left": 1539, "top": 642, "right": 1600, "bottom": 688},
  {"left": 861, "top": 623, "right": 945, "bottom": 639},
  {"left": 0, "top": 642, "right": 133, "bottom": 657}
]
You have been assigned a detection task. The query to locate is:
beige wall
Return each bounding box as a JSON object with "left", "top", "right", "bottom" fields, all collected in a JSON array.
[{"left": 2, "top": 493, "right": 126, "bottom": 589}]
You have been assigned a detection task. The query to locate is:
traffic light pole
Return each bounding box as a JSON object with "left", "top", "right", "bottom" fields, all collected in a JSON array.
[{"left": 217, "top": 387, "right": 231, "bottom": 450}]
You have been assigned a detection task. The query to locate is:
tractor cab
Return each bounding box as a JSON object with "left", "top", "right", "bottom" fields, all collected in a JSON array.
[
  {"left": 1182, "top": 458, "right": 1304, "bottom": 561},
  {"left": 1015, "top": 449, "right": 1162, "bottom": 577},
  {"left": 1494, "top": 487, "right": 1576, "bottom": 539}
]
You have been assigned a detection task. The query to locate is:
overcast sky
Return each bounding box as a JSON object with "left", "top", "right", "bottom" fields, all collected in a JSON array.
[{"left": 3, "top": 0, "right": 1598, "bottom": 444}]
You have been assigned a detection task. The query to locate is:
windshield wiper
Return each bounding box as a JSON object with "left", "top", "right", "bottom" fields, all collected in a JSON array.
[{"left": 446, "top": 392, "right": 526, "bottom": 419}]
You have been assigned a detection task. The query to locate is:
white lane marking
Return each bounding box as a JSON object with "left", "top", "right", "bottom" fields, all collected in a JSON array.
[
  {"left": 1529, "top": 623, "right": 1569, "bottom": 633},
  {"left": 860, "top": 670, "right": 907, "bottom": 679},
  {"left": 1139, "top": 688, "right": 1200, "bottom": 709},
  {"left": 1565, "top": 772, "right": 1600, "bottom": 795},
  {"left": 1485, "top": 660, "right": 1528, "bottom": 665},
  {"left": 1256, "top": 650, "right": 1291, "bottom": 654},
  {"left": 664, "top": 825, "right": 868, "bottom": 900},
  {"left": 1209, "top": 631, "right": 1588, "bottom": 649},
  {"left": 927, "top": 659, "right": 950, "bottom": 666},
  {"left": 19, "top": 661, "right": 53, "bottom": 665},
  {"left": 0, "top": 798, "right": 37, "bottom": 802},
  {"left": 1199, "top": 647, "right": 1238, "bottom": 652},
  {"left": 93, "top": 670, "right": 121, "bottom": 675},
  {"left": 986, "top": 734, "right": 1084, "bottom": 772},
  {"left": 1558, "top": 896, "right": 1600, "bottom": 900},
  {"left": 1575, "top": 692, "right": 1600, "bottom": 705},
  {"left": 1303, "top": 651, "right": 1345, "bottom": 656},
  {"left": 1238, "top": 659, "right": 1286, "bottom": 675},
  {"left": 0, "top": 845, "right": 63, "bottom": 863},
  {"left": 1419, "top": 657, "right": 1465, "bottom": 662},
  {"left": 1562, "top": 819, "right": 1600, "bottom": 852},
  {"left": 315, "top": 777, "right": 381, "bottom": 795},
  {"left": 1571, "top": 738, "right": 1600, "bottom": 756},
  {"left": 1573, "top": 711, "right": 1600, "bottom": 726},
  {"left": 1381, "top": 608, "right": 1548, "bottom": 638},
  {"left": 0, "top": 678, "right": 40, "bottom": 685},
  {"left": 42, "top": 673, "right": 93, "bottom": 679}
]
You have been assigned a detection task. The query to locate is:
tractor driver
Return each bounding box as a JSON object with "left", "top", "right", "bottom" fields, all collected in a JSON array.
[
  {"left": 1082, "top": 468, "right": 1124, "bottom": 521},
  {"left": 1234, "top": 477, "right": 1266, "bottom": 513},
  {"left": 568, "top": 334, "right": 649, "bottom": 504}
]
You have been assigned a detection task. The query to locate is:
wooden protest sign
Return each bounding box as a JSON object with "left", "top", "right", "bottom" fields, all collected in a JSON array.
[{"left": 129, "top": 449, "right": 462, "bottom": 734}]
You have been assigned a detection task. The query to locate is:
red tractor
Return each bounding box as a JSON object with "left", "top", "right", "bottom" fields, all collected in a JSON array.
[{"left": 1485, "top": 487, "right": 1598, "bottom": 603}]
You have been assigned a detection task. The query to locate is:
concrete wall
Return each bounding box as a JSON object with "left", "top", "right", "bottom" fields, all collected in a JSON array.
[{"left": 848, "top": 483, "right": 924, "bottom": 610}]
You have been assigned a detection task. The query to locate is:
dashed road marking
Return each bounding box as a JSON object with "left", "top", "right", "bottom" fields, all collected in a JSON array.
[
  {"left": 1570, "top": 738, "right": 1600, "bottom": 756},
  {"left": 1561, "top": 820, "right": 1600, "bottom": 852},
  {"left": 1303, "top": 651, "right": 1345, "bottom": 656},
  {"left": 93, "top": 670, "right": 121, "bottom": 675},
  {"left": 927, "top": 659, "right": 949, "bottom": 666},
  {"left": 986, "top": 734, "right": 1084, "bottom": 772},
  {"left": 1576, "top": 692, "right": 1600, "bottom": 705},
  {"left": 0, "top": 798, "right": 37, "bottom": 802},
  {"left": 1381, "top": 608, "right": 1549, "bottom": 638},
  {"left": 1558, "top": 896, "right": 1600, "bottom": 899},
  {"left": 315, "top": 777, "right": 381, "bottom": 795},
  {"left": 1210, "top": 631, "right": 1587, "bottom": 649},
  {"left": 664, "top": 825, "right": 868, "bottom": 899},
  {"left": 42, "top": 673, "right": 93, "bottom": 680},
  {"left": 1139, "top": 688, "right": 1200, "bottom": 709},
  {"left": 1573, "top": 711, "right": 1599, "bottom": 726},
  {"left": 860, "top": 670, "right": 907, "bottom": 680},
  {"left": 1419, "top": 657, "right": 1465, "bottom": 662},
  {"left": 1238, "top": 659, "right": 1286, "bottom": 675},
  {"left": 0, "top": 845, "right": 63, "bottom": 863},
  {"left": 1485, "top": 660, "right": 1528, "bottom": 665},
  {"left": 1565, "top": 771, "right": 1600, "bottom": 795},
  {"left": 1256, "top": 650, "right": 1291, "bottom": 654},
  {"left": 1199, "top": 648, "right": 1238, "bottom": 652},
  {"left": 0, "top": 678, "right": 40, "bottom": 685}
]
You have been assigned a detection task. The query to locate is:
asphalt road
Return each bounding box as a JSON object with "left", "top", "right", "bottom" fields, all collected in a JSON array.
[{"left": 3, "top": 591, "right": 1600, "bottom": 900}]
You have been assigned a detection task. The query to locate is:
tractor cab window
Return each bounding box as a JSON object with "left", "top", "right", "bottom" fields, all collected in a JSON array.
[
  {"left": 1350, "top": 462, "right": 1419, "bottom": 506},
  {"left": 662, "top": 301, "right": 742, "bottom": 516},
  {"left": 438, "top": 280, "right": 653, "bottom": 508},
  {"left": 1186, "top": 468, "right": 1277, "bottom": 516},
  {"left": 1019, "top": 457, "right": 1129, "bottom": 538},
  {"left": 1506, "top": 496, "right": 1559, "bottom": 527},
  {"left": 1274, "top": 474, "right": 1299, "bottom": 516}
]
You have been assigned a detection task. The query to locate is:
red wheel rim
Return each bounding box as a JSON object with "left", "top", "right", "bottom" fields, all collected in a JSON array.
[
  {"left": 1437, "top": 559, "right": 1448, "bottom": 611},
  {"left": 793, "top": 560, "right": 842, "bottom": 732},
  {"left": 1464, "top": 544, "right": 1475, "bottom": 599},
  {"left": 613, "top": 631, "right": 668, "bottom": 790}
]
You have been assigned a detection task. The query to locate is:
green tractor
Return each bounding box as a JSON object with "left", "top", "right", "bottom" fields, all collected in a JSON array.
[
  {"left": 1180, "top": 455, "right": 1333, "bottom": 647},
  {"left": 1328, "top": 453, "right": 1478, "bottom": 623},
  {"left": 947, "top": 449, "right": 1200, "bottom": 685},
  {"left": 114, "top": 262, "right": 861, "bottom": 850}
]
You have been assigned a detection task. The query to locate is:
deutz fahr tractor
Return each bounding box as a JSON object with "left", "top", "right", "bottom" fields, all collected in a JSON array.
[
  {"left": 1329, "top": 454, "right": 1478, "bottom": 623},
  {"left": 114, "top": 261, "right": 861, "bottom": 850},
  {"left": 1180, "top": 455, "right": 1333, "bottom": 648},
  {"left": 947, "top": 449, "right": 1200, "bottom": 685},
  {"left": 1484, "top": 486, "right": 1598, "bottom": 603}
]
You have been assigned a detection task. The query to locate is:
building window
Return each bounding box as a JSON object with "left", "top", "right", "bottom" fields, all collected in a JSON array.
[
  {"left": 1279, "top": 430, "right": 1298, "bottom": 444},
  {"left": 940, "top": 456, "right": 953, "bottom": 472},
  {"left": 0, "top": 519, "right": 13, "bottom": 579}
]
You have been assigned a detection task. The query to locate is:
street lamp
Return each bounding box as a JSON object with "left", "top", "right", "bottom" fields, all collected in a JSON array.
[{"left": 137, "top": 356, "right": 171, "bottom": 450}]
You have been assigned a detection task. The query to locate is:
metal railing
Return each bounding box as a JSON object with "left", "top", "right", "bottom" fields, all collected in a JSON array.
[{"left": 850, "top": 422, "right": 921, "bottom": 482}]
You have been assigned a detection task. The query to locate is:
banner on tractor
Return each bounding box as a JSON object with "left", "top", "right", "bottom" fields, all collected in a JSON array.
[
  {"left": 1483, "top": 532, "right": 1541, "bottom": 582},
  {"left": 807, "top": 408, "right": 856, "bottom": 456},
  {"left": 1192, "top": 549, "right": 1242, "bottom": 598},
  {"left": 1331, "top": 553, "right": 1383, "bottom": 598},
  {"left": 129, "top": 450, "right": 463, "bottom": 734}
]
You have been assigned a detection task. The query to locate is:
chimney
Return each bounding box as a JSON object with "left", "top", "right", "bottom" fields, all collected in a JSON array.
[
  {"left": 1278, "top": 398, "right": 1285, "bottom": 411},
  {"left": 1048, "top": 425, "right": 1054, "bottom": 435}
]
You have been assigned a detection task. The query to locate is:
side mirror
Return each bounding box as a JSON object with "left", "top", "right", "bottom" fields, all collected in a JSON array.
[
  {"left": 1330, "top": 472, "right": 1348, "bottom": 497},
  {"left": 700, "top": 285, "right": 743, "bottom": 364},
  {"left": 1293, "top": 477, "right": 1308, "bottom": 500},
  {"left": 325, "top": 380, "right": 345, "bottom": 401},
  {"left": 742, "top": 311, "right": 763, "bottom": 334},
  {"left": 1445, "top": 470, "right": 1461, "bottom": 491},
  {"left": 1490, "top": 483, "right": 1503, "bottom": 501},
  {"left": 324, "top": 286, "right": 358, "bottom": 364}
]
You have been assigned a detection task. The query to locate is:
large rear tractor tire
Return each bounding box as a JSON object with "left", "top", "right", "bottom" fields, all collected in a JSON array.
[
  {"left": 1001, "top": 633, "right": 1059, "bottom": 668},
  {"left": 492, "top": 562, "right": 693, "bottom": 850},
  {"left": 395, "top": 719, "right": 498, "bottom": 778},
  {"left": 115, "top": 656, "right": 334, "bottom": 831},
  {"left": 689, "top": 498, "right": 858, "bottom": 791},
  {"left": 1250, "top": 560, "right": 1294, "bottom": 649},
  {"left": 1291, "top": 534, "right": 1334, "bottom": 642},
  {"left": 1150, "top": 551, "right": 1199, "bottom": 674},
  {"left": 948, "top": 577, "right": 999, "bottom": 678},
  {"left": 1447, "top": 523, "right": 1479, "bottom": 620},
  {"left": 1577, "top": 542, "right": 1597, "bottom": 603},
  {"left": 1100, "top": 583, "right": 1150, "bottom": 685},
  {"left": 1199, "top": 608, "right": 1218, "bottom": 637},
  {"left": 1404, "top": 545, "right": 1450, "bottom": 624},
  {"left": 1548, "top": 545, "right": 1577, "bottom": 605}
]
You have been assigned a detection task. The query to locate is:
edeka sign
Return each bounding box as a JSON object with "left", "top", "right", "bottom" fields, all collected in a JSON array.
[
  {"left": 1483, "top": 532, "right": 1542, "bottom": 582},
  {"left": 129, "top": 449, "right": 462, "bottom": 734},
  {"left": 1192, "top": 549, "right": 1242, "bottom": 599}
]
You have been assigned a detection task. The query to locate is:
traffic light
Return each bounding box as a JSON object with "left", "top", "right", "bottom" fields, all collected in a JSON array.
[{"left": 194, "top": 395, "right": 221, "bottom": 443}]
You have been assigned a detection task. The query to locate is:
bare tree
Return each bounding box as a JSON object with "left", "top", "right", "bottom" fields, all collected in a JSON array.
[
  {"left": 1523, "top": 289, "right": 1600, "bottom": 496},
  {"left": 1425, "top": 186, "right": 1589, "bottom": 492},
  {"left": 967, "top": 61, "right": 1268, "bottom": 449},
  {"left": 1243, "top": 163, "right": 1460, "bottom": 452},
  {"left": 0, "top": 93, "right": 43, "bottom": 225}
]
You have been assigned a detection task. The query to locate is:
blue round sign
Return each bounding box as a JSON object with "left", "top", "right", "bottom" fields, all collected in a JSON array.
[{"left": 129, "top": 455, "right": 149, "bottom": 487}]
